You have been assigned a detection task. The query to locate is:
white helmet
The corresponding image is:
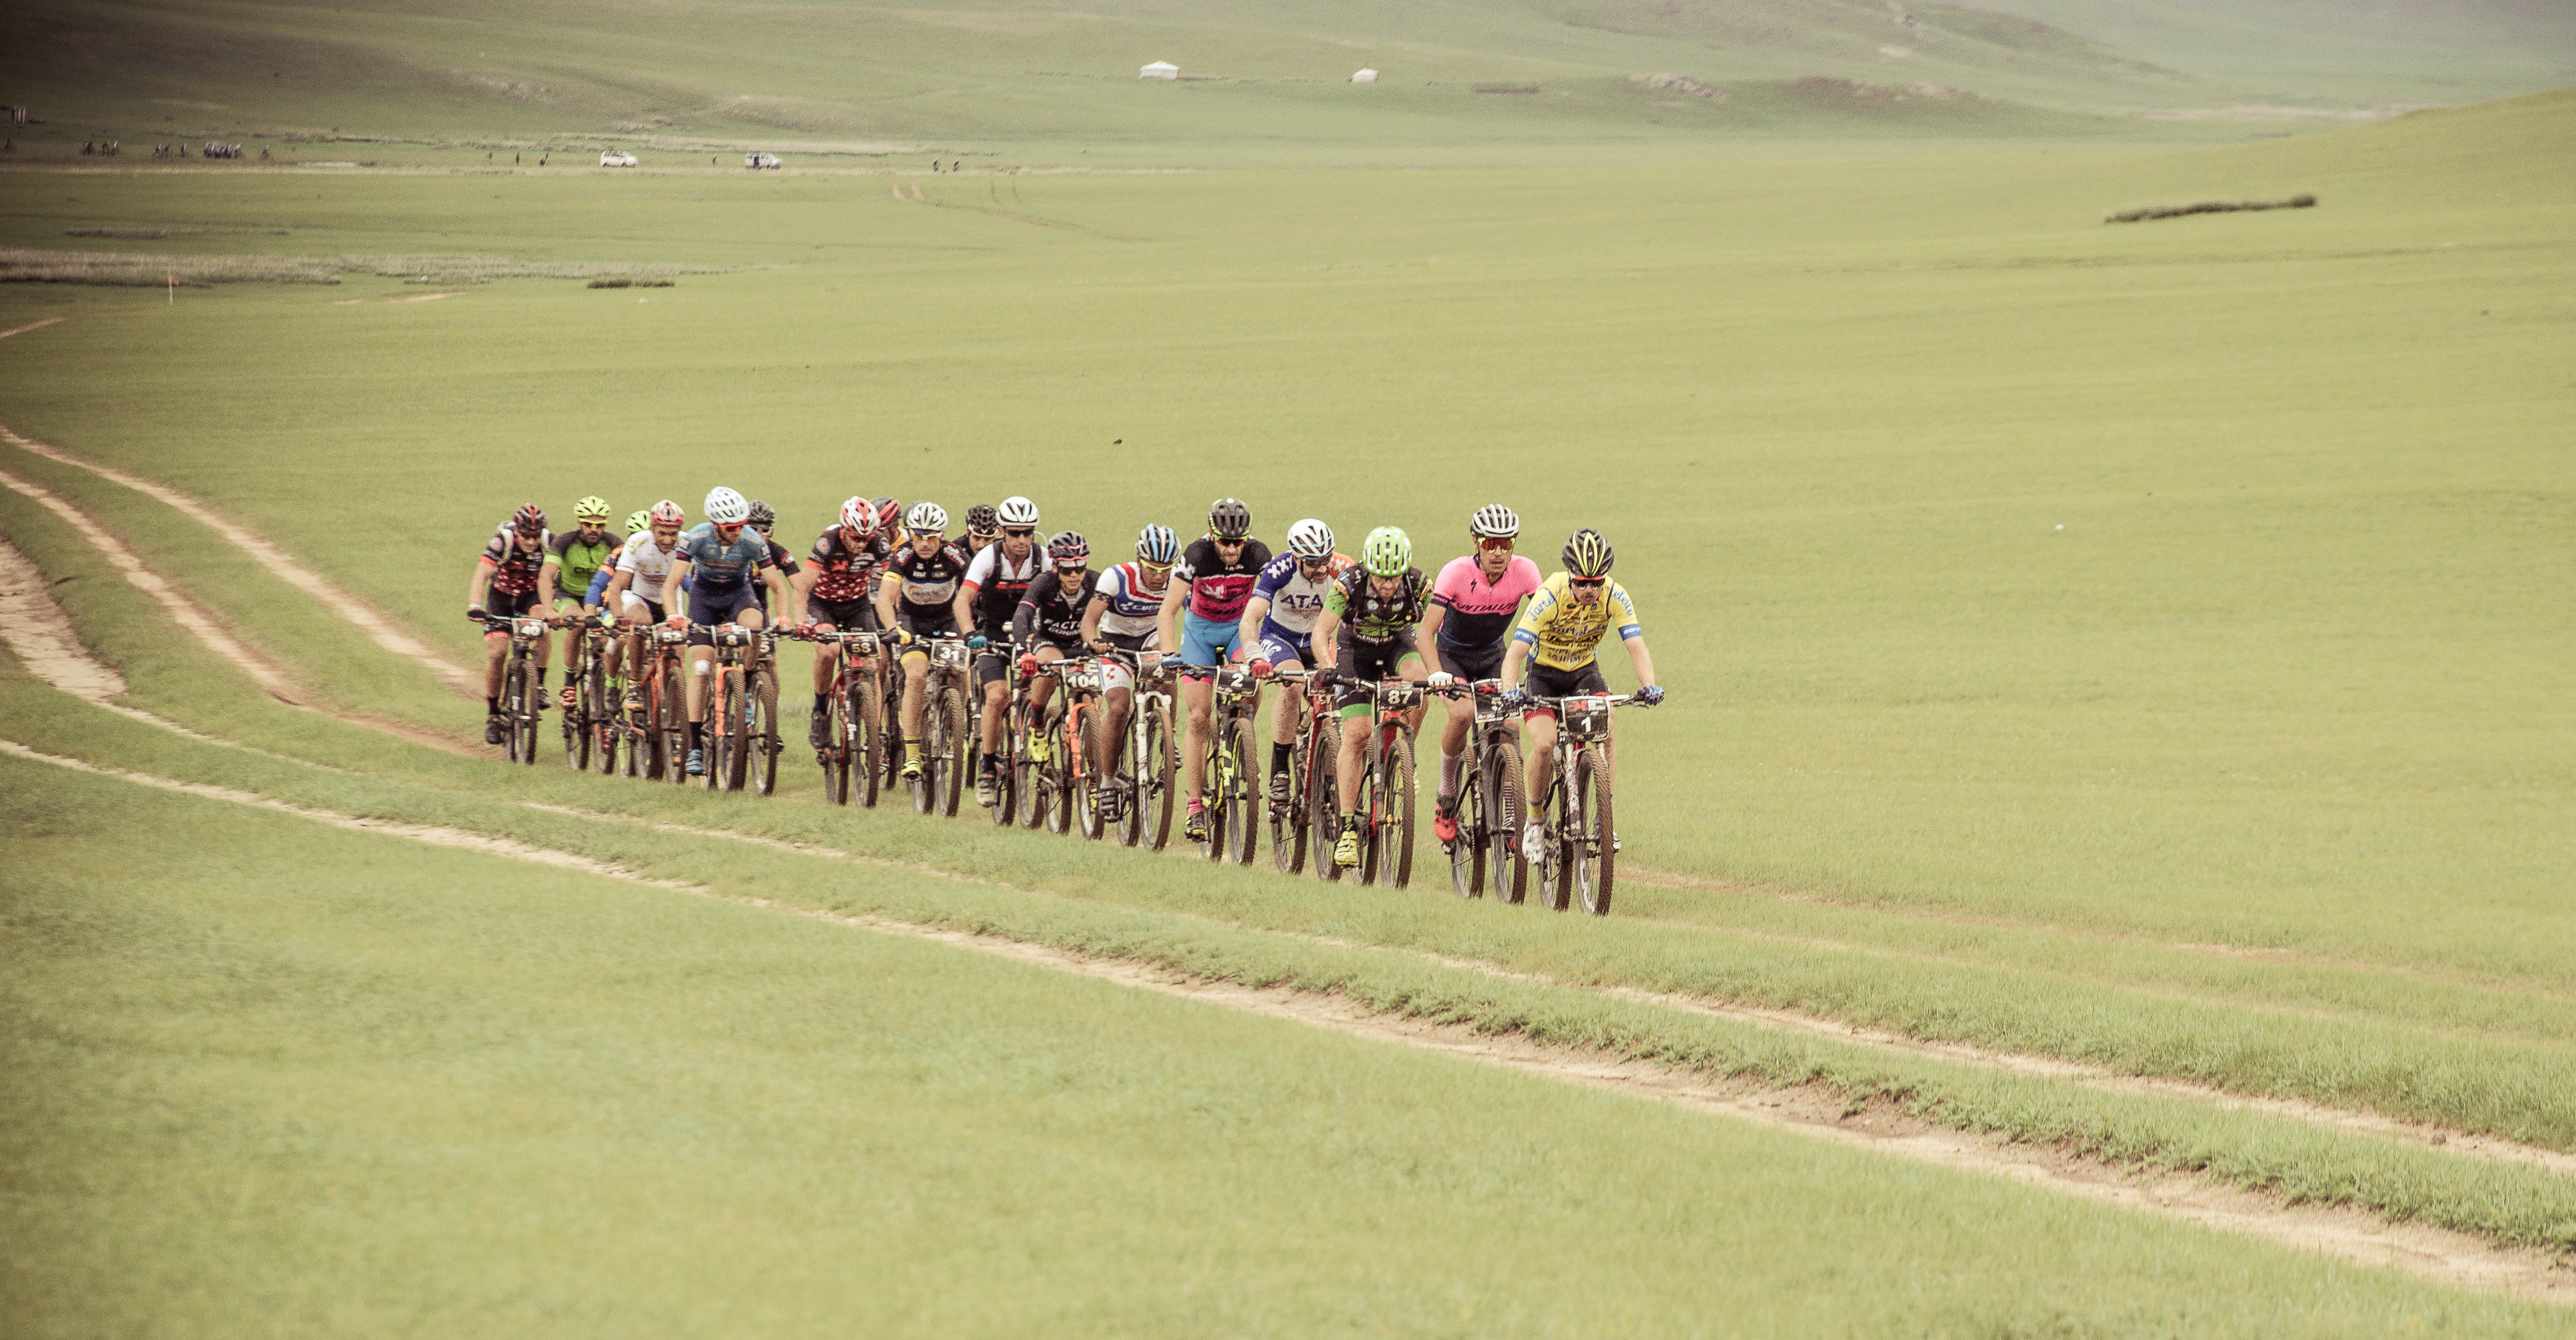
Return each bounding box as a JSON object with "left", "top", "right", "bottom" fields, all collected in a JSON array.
[
  {"left": 906, "top": 501, "right": 949, "bottom": 535},
  {"left": 1286, "top": 517, "right": 1335, "bottom": 560},
  {"left": 704, "top": 486, "right": 749, "bottom": 526},
  {"left": 840, "top": 496, "right": 876, "bottom": 536},
  {"left": 997, "top": 496, "right": 1039, "bottom": 528},
  {"left": 1469, "top": 503, "right": 1519, "bottom": 540}
]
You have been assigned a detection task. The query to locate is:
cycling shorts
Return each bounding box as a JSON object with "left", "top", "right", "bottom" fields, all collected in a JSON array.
[
  {"left": 616, "top": 591, "right": 666, "bottom": 627},
  {"left": 808, "top": 597, "right": 875, "bottom": 635},
  {"left": 1096, "top": 630, "right": 1157, "bottom": 695},
  {"left": 1334, "top": 631, "right": 1423, "bottom": 719},
  {"left": 1253, "top": 618, "right": 1312, "bottom": 670},
  {"left": 1522, "top": 659, "right": 1609, "bottom": 718},
  {"left": 686, "top": 586, "right": 763, "bottom": 647},
  {"left": 974, "top": 649, "right": 1012, "bottom": 693},
  {"left": 487, "top": 586, "right": 543, "bottom": 619},
  {"left": 1437, "top": 639, "right": 1506, "bottom": 686},
  {"left": 894, "top": 607, "right": 958, "bottom": 663},
  {"left": 1178, "top": 609, "right": 1242, "bottom": 672}
]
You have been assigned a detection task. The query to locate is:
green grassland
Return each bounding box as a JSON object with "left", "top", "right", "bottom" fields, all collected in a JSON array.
[
  {"left": 2, "top": 17, "right": 2574, "bottom": 1329},
  {"left": 16, "top": 751, "right": 2575, "bottom": 1337}
]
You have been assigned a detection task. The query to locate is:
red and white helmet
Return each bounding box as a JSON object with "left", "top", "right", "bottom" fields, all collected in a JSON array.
[
  {"left": 511, "top": 502, "right": 545, "bottom": 537},
  {"left": 840, "top": 495, "right": 876, "bottom": 536},
  {"left": 648, "top": 499, "right": 685, "bottom": 527}
]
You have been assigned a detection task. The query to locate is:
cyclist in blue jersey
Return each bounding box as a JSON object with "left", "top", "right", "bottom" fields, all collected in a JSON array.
[
  {"left": 659, "top": 486, "right": 799, "bottom": 776},
  {"left": 1156, "top": 498, "right": 1271, "bottom": 842}
]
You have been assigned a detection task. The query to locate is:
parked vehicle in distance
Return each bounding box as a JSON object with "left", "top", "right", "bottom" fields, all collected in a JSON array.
[
  {"left": 600, "top": 150, "right": 638, "bottom": 167},
  {"left": 745, "top": 152, "right": 780, "bottom": 170}
]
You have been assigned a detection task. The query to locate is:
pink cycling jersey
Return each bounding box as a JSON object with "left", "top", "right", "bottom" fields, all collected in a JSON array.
[{"left": 1429, "top": 554, "right": 1543, "bottom": 649}]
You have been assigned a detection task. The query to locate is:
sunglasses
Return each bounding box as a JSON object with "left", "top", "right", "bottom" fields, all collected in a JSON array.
[
  {"left": 1212, "top": 536, "right": 1247, "bottom": 548},
  {"left": 1296, "top": 555, "right": 1331, "bottom": 569},
  {"left": 1140, "top": 560, "right": 1175, "bottom": 574},
  {"left": 1003, "top": 527, "right": 1036, "bottom": 539},
  {"left": 1055, "top": 561, "right": 1087, "bottom": 573},
  {"left": 969, "top": 529, "right": 999, "bottom": 540},
  {"left": 1569, "top": 576, "right": 1607, "bottom": 590},
  {"left": 1476, "top": 536, "right": 1514, "bottom": 551}
]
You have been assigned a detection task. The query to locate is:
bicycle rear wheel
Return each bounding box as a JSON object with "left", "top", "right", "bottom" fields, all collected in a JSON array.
[
  {"left": 1140, "top": 697, "right": 1175, "bottom": 851},
  {"left": 712, "top": 667, "right": 746, "bottom": 791},
  {"left": 1573, "top": 749, "right": 1614, "bottom": 916},
  {"left": 1020, "top": 702, "right": 1052, "bottom": 832},
  {"left": 989, "top": 703, "right": 1019, "bottom": 827},
  {"left": 1487, "top": 741, "right": 1528, "bottom": 906},
  {"left": 502, "top": 658, "right": 533, "bottom": 764},
  {"left": 564, "top": 660, "right": 591, "bottom": 771},
  {"left": 852, "top": 676, "right": 882, "bottom": 809}
]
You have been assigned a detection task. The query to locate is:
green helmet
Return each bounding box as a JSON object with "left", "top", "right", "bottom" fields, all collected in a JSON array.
[
  {"left": 623, "top": 510, "right": 651, "bottom": 535},
  {"left": 573, "top": 495, "right": 612, "bottom": 521},
  {"left": 1360, "top": 526, "right": 1412, "bottom": 578}
]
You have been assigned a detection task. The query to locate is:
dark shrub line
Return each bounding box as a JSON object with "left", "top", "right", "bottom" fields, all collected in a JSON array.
[{"left": 2107, "top": 194, "right": 2316, "bottom": 223}]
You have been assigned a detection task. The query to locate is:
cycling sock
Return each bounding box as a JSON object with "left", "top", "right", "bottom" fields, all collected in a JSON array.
[
  {"left": 905, "top": 737, "right": 923, "bottom": 761},
  {"left": 813, "top": 692, "right": 829, "bottom": 715},
  {"left": 1271, "top": 742, "right": 1292, "bottom": 776},
  {"left": 1439, "top": 747, "right": 1464, "bottom": 802},
  {"left": 687, "top": 721, "right": 703, "bottom": 749},
  {"left": 535, "top": 669, "right": 549, "bottom": 689},
  {"left": 485, "top": 696, "right": 498, "bottom": 714}
]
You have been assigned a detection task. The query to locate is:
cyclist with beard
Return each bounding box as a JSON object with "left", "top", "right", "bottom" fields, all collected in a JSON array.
[
  {"left": 601, "top": 500, "right": 687, "bottom": 712},
  {"left": 1157, "top": 498, "right": 1271, "bottom": 842},
  {"left": 1419, "top": 503, "right": 1543, "bottom": 845},
  {"left": 1238, "top": 517, "right": 1349, "bottom": 806},
  {"left": 466, "top": 502, "right": 553, "bottom": 744},
  {"left": 963, "top": 496, "right": 1043, "bottom": 805},
  {"left": 660, "top": 487, "right": 797, "bottom": 776},
  {"left": 1011, "top": 530, "right": 1098, "bottom": 765},
  {"left": 1312, "top": 527, "right": 1433, "bottom": 869}
]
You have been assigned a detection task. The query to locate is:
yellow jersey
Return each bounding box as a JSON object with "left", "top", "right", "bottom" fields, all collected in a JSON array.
[{"left": 1510, "top": 573, "right": 1641, "bottom": 671}]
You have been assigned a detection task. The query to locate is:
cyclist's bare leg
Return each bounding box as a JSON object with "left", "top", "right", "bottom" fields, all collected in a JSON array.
[
  {"left": 1335, "top": 703, "right": 1372, "bottom": 814},
  {"left": 979, "top": 676, "right": 1009, "bottom": 755},
  {"left": 482, "top": 633, "right": 509, "bottom": 699},
  {"left": 1522, "top": 713, "right": 1562, "bottom": 814},
  {"left": 1179, "top": 674, "right": 1214, "bottom": 803},
  {"left": 1268, "top": 657, "right": 1305, "bottom": 760},
  {"left": 1101, "top": 686, "right": 1131, "bottom": 780},
  {"left": 899, "top": 651, "right": 928, "bottom": 741},
  {"left": 812, "top": 642, "right": 839, "bottom": 697},
  {"left": 1023, "top": 644, "right": 1064, "bottom": 718},
  {"left": 685, "top": 645, "right": 714, "bottom": 722}
]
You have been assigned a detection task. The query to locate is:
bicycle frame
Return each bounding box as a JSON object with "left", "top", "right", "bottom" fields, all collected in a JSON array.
[{"left": 1530, "top": 691, "right": 1633, "bottom": 914}]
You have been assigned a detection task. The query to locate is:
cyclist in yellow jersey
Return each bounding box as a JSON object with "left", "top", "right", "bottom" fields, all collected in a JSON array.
[{"left": 1500, "top": 529, "right": 1662, "bottom": 854}]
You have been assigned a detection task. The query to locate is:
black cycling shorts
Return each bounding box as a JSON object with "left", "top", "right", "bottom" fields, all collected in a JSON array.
[
  {"left": 1522, "top": 659, "right": 1609, "bottom": 717},
  {"left": 1436, "top": 639, "right": 1505, "bottom": 685},
  {"left": 809, "top": 597, "right": 875, "bottom": 635},
  {"left": 487, "top": 586, "right": 542, "bottom": 619},
  {"left": 1334, "top": 630, "right": 1423, "bottom": 716}
]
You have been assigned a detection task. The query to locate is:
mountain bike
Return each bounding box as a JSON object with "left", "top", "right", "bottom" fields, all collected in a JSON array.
[
  {"left": 985, "top": 650, "right": 1027, "bottom": 827},
  {"left": 700, "top": 623, "right": 780, "bottom": 794},
  {"left": 1027, "top": 654, "right": 1109, "bottom": 839},
  {"left": 903, "top": 633, "right": 972, "bottom": 817},
  {"left": 1526, "top": 692, "right": 1640, "bottom": 915},
  {"left": 1196, "top": 663, "right": 1261, "bottom": 865},
  {"left": 1265, "top": 668, "right": 1341, "bottom": 877},
  {"left": 1432, "top": 678, "right": 1526, "bottom": 903},
  {"left": 790, "top": 627, "right": 882, "bottom": 807},
  {"left": 643, "top": 624, "right": 692, "bottom": 786},
  {"left": 471, "top": 612, "right": 551, "bottom": 765},
  {"left": 1345, "top": 677, "right": 1424, "bottom": 888},
  {"left": 560, "top": 610, "right": 623, "bottom": 774},
  {"left": 1100, "top": 652, "right": 1175, "bottom": 850}
]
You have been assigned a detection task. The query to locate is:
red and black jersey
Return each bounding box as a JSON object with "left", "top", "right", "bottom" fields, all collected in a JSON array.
[
  {"left": 480, "top": 529, "right": 550, "bottom": 597},
  {"left": 807, "top": 526, "right": 885, "bottom": 602},
  {"left": 1175, "top": 536, "right": 1272, "bottom": 622}
]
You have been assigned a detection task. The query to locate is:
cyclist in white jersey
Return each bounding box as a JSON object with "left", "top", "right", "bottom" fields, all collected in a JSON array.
[
  {"left": 1080, "top": 524, "right": 1174, "bottom": 820},
  {"left": 1238, "top": 517, "right": 1350, "bottom": 805},
  {"left": 599, "top": 499, "right": 687, "bottom": 710}
]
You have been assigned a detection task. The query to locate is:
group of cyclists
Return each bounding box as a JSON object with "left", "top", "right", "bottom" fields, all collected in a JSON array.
[{"left": 466, "top": 490, "right": 1661, "bottom": 870}]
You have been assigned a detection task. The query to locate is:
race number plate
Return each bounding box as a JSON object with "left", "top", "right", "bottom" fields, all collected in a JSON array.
[{"left": 1563, "top": 694, "right": 1615, "bottom": 740}]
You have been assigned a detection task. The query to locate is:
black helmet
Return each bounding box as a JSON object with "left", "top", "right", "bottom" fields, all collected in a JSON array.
[
  {"left": 965, "top": 503, "right": 1000, "bottom": 535},
  {"left": 745, "top": 499, "right": 775, "bottom": 532},
  {"left": 1048, "top": 530, "right": 1089, "bottom": 563},
  {"left": 1208, "top": 497, "right": 1252, "bottom": 539},
  {"left": 1562, "top": 529, "right": 1613, "bottom": 578}
]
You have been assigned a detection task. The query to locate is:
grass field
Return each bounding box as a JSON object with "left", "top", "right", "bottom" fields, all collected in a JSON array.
[{"left": 3, "top": 9, "right": 2574, "bottom": 1330}]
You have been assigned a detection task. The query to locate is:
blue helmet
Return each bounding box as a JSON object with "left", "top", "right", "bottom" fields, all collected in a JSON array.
[{"left": 1136, "top": 524, "right": 1179, "bottom": 565}]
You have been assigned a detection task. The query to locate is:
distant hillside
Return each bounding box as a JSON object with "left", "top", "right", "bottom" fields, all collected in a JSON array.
[{"left": 1, "top": 0, "right": 2566, "bottom": 154}]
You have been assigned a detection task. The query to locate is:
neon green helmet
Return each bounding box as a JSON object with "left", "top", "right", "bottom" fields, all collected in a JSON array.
[
  {"left": 623, "top": 510, "right": 650, "bottom": 535},
  {"left": 1360, "top": 526, "right": 1412, "bottom": 578},
  {"left": 573, "top": 495, "right": 612, "bottom": 521}
]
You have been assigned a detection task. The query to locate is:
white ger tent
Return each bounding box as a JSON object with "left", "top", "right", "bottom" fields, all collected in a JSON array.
[
  {"left": 1140, "top": 61, "right": 1178, "bottom": 80},
  {"left": 1350, "top": 69, "right": 1379, "bottom": 83}
]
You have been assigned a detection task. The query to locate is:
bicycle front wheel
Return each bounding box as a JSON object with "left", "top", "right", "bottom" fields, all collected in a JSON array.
[
  {"left": 1487, "top": 740, "right": 1528, "bottom": 906},
  {"left": 1272, "top": 737, "right": 1307, "bottom": 876},
  {"left": 821, "top": 690, "right": 850, "bottom": 805},
  {"left": 752, "top": 667, "right": 779, "bottom": 796},
  {"left": 1222, "top": 718, "right": 1258, "bottom": 865},
  {"left": 1448, "top": 745, "right": 1482, "bottom": 898},
  {"left": 661, "top": 666, "right": 690, "bottom": 788},
  {"left": 1141, "top": 697, "right": 1175, "bottom": 851},
  {"left": 1076, "top": 710, "right": 1105, "bottom": 840},
  {"left": 1311, "top": 718, "right": 1343, "bottom": 883},
  {"left": 935, "top": 684, "right": 968, "bottom": 818},
  {"left": 1573, "top": 749, "right": 1614, "bottom": 916}
]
